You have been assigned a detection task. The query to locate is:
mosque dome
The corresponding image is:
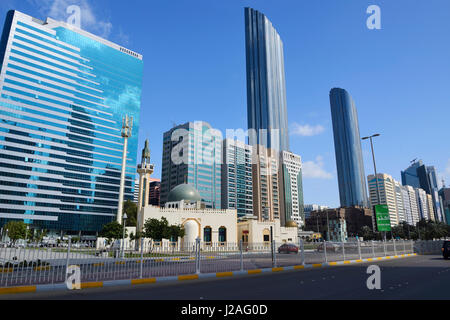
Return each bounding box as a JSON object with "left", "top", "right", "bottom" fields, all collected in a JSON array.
[
  {"left": 285, "top": 220, "right": 298, "bottom": 228},
  {"left": 168, "top": 184, "right": 201, "bottom": 203}
]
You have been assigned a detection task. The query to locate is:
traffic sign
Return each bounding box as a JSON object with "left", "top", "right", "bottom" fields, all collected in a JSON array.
[{"left": 374, "top": 205, "right": 391, "bottom": 232}]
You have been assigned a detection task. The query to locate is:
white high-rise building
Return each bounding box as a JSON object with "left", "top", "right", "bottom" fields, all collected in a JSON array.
[
  {"left": 368, "top": 173, "right": 398, "bottom": 226},
  {"left": 416, "top": 188, "right": 430, "bottom": 220},
  {"left": 279, "top": 151, "right": 304, "bottom": 227},
  {"left": 426, "top": 194, "right": 435, "bottom": 221},
  {"left": 401, "top": 186, "right": 413, "bottom": 225},
  {"left": 394, "top": 181, "right": 406, "bottom": 223},
  {"left": 404, "top": 185, "right": 420, "bottom": 225},
  {"left": 133, "top": 179, "right": 139, "bottom": 203}
]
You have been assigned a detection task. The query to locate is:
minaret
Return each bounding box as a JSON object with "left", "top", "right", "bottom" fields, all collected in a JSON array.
[
  {"left": 137, "top": 139, "right": 154, "bottom": 231},
  {"left": 117, "top": 115, "right": 133, "bottom": 223}
]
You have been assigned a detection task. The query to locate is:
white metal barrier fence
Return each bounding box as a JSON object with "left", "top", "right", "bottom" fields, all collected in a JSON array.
[
  {"left": 413, "top": 240, "right": 447, "bottom": 255},
  {"left": 0, "top": 239, "right": 415, "bottom": 287}
]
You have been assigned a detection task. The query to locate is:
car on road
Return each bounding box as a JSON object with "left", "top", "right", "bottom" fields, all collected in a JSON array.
[
  {"left": 317, "top": 242, "right": 341, "bottom": 252},
  {"left": 278, "top": 243, "right": 299, "bottom": 254},
  {"left": 442, "top": 241, "right": 450, "bottom": 260}
]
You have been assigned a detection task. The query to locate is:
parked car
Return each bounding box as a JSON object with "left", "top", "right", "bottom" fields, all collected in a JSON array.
[
  {"left": 317, "top": 242, "right": 341, "bottom": 252},
  {"left": 442, "top": 241, "right": 450, "bottom": 260},
  {"left": 278, "top": 243, "right": 299, "bottom": 254}
]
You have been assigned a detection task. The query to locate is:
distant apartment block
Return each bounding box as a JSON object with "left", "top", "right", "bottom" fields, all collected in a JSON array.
[
  {"left": 251, "top": 145, "right": 281, "bottom": 222},
  {"left": 368, "top": 173, "right": 435, "bottom": 227},
  {"left": 221, "top": 139, "right": 253, "bottom": 217}
]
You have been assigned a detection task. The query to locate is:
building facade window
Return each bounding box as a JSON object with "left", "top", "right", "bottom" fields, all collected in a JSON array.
[
  {"left": 203, "top": 226, "right": 212, "bottom": 243},
  {"left": 218, "top": 227, "right": 227, "bottom": 242}
]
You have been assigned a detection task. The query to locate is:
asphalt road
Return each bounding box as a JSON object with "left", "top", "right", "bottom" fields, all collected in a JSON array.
[{"left": 2, "top": 254, "right": 449, "bottom": 300}]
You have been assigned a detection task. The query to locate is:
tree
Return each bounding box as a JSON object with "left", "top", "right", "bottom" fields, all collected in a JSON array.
[
  {"left": 4, "top": 221, "right": 27, "bottom": 243},
  {"left": 100, "top": 221, "right": 127, "bottom": 244},
  {"left": 391, "top": 223, "right": 407, "bottom": 239},
  {"left": 167, "top": 224, "right": 185, "bottom": 241},
  {"left": 143, "top": 217, "right": 169, "bottom": 241},
  {"left": 143, "top": 217, "right": 185, "bottom": 242},
  {"left": 130, "top": 230, "right": 144, "bottom": 242},
  {"left": 358, "top": 226, "right": 376, "bottom": 240},
  {"left": 28, "top": 229, "right": 47, "bottom": 243},
  {"left": 123, "top": 200, "right": 137, "bottom": 227},
  {"left": 414, "top": 219, "right": 449, "bottom": 240}
]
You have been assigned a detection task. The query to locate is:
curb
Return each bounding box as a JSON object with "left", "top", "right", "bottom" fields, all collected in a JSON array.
[{"left": 0, "top": 253, "right": 417, "bottom": 295}]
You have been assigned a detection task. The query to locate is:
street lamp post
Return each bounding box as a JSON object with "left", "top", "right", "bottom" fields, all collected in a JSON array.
[
  {"left": 117, "top": 115, "right": 133, "bottom": 223},
  {"left": 362, "top": 134, "right": 385, "bottom": 240},
  {"left": 122, "top": 213, "right": 128, "bottom": 259}
]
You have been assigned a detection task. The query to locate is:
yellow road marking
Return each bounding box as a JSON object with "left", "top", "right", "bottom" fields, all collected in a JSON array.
[
  {"left": 80, "top": 282, "right": 103, "bottom": 289},
  {"left": 131, "top": 278, "right": 156, "bottom": 285},
  {"left": 34, "top": 266, "right": 51, "bottom": 271},
  {"left": 0, "top": 286, "right": 36, "bottom": 295},
  {"left": 0, "top": 268, "right": 14, "bottom": 273},
  {"left": 248, "top": 269, "right": 262, "bottom": 274},
  {"left": 272, "top": 267, "right": 284, "bottom": 272},
  {"left": 178, "top": 274, "right": 199, "bottom": 281}
]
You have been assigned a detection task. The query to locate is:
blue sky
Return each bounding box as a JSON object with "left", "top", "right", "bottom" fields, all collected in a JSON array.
[{"left": 1, "top": 0, "right": 449, "bottom": 208}]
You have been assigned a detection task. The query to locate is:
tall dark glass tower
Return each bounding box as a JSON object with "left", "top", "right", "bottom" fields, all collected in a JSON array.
[
  {"left": 245, "top": 7, "right": 289, "bottom": 152},
  {"left": 329, "top": 88, "right": 369, "bottom": 208}
]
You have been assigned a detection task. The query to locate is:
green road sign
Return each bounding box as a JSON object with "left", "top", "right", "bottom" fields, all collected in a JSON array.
[{"left": 375, "top": 205, "right": 391, "bottom": 232}]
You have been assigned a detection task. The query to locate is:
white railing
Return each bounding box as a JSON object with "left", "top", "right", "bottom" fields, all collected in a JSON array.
[{"left": 0, "top": 238, "right": 416, "bottom": 288}]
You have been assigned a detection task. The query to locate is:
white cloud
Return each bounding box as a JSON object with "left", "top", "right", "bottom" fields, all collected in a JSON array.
[
  {"left": 116, "top": 28, "right": 130, "bottom": 46},
  {"left": 27, "top": 0, "right": 113, "bottom": 38},
  {"left": 290, "top": 123, "right": 325, "bottom": 137},
  {"left": 302, "top": 156, "right": 333, "bottom": 179}
]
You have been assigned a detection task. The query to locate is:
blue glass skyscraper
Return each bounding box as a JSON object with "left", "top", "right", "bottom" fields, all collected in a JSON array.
[
  {"left": 329, "top": 88, "right": 369, "bottom": 208},
  {"left": 401, "top": 160, "right": 443, "bottom": 221},
  {"left": 245, "top": 7, "right": 289, "bottom": 152},
  {"left": 160, "top": 121, "right": 222, "bottom": 209},
  {"left": 0, "top": 11, "right": 143, "bottom": 233}
]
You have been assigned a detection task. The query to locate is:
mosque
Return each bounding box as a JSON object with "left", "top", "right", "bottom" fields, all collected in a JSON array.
[{"left": 134, "top": 140, "right": 298, "bottom": 247}]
